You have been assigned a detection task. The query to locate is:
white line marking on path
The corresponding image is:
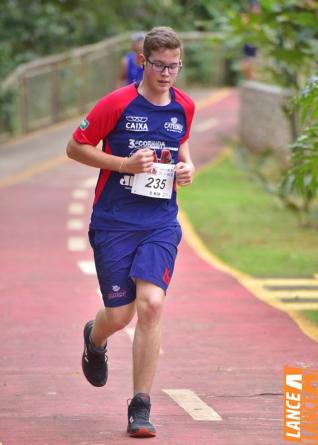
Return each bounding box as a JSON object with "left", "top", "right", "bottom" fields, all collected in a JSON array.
[
  {"left": 68, "top": 237, "right": 86, "bottom": 252},
  {"left": 67, "top": 218, "right": 84, "bottom": 230},
  {"left": 125, "top": 327, "right": 135, "bottom": 342},
  {"left": 193, "top": 118, "right": 219, "bottom": 133},
  {"left": 163, "top": 389, "right": 222, "bottom": 421},
  {"left": 81, "top": 177, "right": 97, "bottom": 189},
  {"left": 263, "top": 289, "right": 318, "bottom": 299},
  {"left": 78, "top": 260, "right": 96, "bottom": 275},
  {"left": 72, "top": 189, "right": 89, "bottom": 199},
  {"left": 125, "top": 327, "right": 163, "bottom": 354},
  {"left": 68, "top": 203, "right": 84, "bottom": 215}
]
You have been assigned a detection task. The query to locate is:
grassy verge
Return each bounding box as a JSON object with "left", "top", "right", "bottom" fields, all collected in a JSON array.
[
  {"left": 302, "top": 311, "right": 318, "bottom": 325},
  {"left": 178, "top": 153, "right": 317, "bottom": 277},
  {"left": 178, "top": 152, "right": 318, "bottom": 323}
]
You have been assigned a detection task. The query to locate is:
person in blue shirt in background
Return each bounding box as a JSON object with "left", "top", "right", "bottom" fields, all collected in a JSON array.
[
  {"left": 240, "top": 0, "right": 261, "bottom": 80},
  {"left": 119, "top": 32, "right": 145, "bottom": 86}
]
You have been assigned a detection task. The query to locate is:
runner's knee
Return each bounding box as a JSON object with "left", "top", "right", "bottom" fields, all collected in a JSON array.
[
  {"left": 137, "top": 294, "right": 163, "bottom": 325},
  {"left": 105, "top": 305, "right": 135, "bottom": 331}
]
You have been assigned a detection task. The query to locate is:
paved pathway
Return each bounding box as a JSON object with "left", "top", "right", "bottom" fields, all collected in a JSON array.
[{"left": 0, "top": 88, "right": 317, "bottom": 445}]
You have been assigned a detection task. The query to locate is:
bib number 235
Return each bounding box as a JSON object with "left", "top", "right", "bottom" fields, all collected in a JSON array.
[
  {"left": 145, "top": 177, "right": 167, "bottom": 190},
  {"left": 131, "top": 163, "right": 175, "bottom": 199}
]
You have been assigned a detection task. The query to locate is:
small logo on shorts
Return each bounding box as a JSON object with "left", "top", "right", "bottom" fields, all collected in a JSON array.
[
  {"left": 108, "top": 285, "right": 127, "bottom": 300},
  {"left": 79, "top": 118, "right": 89, "bottom": 130},
  {"left": 162, "top": 267, "right": 171, "bottom": 285}
]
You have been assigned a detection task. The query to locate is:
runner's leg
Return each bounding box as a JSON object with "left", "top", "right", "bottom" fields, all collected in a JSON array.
[
  {"left": 133, "top": 279, "right": 165, "bottom": 394},
  {"left": 91, "top": 302, "right": 136, "bottom": 348}
]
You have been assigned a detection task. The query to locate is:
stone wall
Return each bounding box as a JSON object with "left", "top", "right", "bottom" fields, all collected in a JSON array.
[{"left": 239, "top": 81, "right": 294, "bottom": 161}]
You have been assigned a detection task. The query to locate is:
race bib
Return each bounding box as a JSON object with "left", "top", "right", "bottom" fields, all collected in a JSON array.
[{"left": 131, "top": 163, "right": 175, "bottom": 199}]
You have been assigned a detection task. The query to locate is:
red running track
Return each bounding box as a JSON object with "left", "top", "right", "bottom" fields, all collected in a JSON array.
[{"left": 0, "top": 89, "right": 317, "bottom": 445}]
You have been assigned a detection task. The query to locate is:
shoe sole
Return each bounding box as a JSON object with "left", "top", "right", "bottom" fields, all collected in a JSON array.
[
  {"left": 81, "top": 357, "right": 106, "bottom": 387},
  {"left": 128, "top": 428, "right": 156, "bottom": 438},
  {"left": 82, "top": 321, "right": 107, "bottom": 387}
]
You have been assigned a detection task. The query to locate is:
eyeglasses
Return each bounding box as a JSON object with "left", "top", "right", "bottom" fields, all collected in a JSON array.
[{"left": 146, "top": 58, "right": 182, "bottom": 74}]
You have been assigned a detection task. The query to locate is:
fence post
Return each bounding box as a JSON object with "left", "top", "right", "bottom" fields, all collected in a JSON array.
[
  {"left": 79, "top": 54, "right": 88, "bottom": 114},
  {"left": 51, "top": 62, "right": 60, "bottom": 124},
  {"left": 19, "top": 74, "right": 29, "bottom": 133},
  {"left": 1, "top": 32, "right": 221, "bottom": 136}
]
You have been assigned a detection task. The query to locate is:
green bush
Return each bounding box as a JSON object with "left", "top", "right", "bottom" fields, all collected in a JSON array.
[
  {"left": 0, "top": 88, "right": 17, "bottom": 134},
  {"left": 183, "top": 41, "right": 224, "bottom": 86}
]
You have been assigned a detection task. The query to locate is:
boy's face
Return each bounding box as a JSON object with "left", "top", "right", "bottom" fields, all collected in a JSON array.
[{"left": 139, "top": 48, "right": 181, "bottom": 94}]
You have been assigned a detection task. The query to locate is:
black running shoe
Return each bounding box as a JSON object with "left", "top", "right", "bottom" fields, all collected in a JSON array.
[
  {"left": 82, "top": 320, "right": 108, "bottom": 387},
  {"left": 127, "top": 393, "right": 156, "bottom": 437}
]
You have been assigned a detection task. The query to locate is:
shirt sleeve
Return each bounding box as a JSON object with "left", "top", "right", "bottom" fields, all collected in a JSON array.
[
  {"left": 173, "top": 86, "right": 195, "bottom": 144},
  {"left": 72, "top": 84, "right": 138, "bottom": 147},
  {"left": 181, "top": 99, "right": 195, "bottom": 144},
  {"left": 72, "top": 94, "right": 121, "bottom": 147}
]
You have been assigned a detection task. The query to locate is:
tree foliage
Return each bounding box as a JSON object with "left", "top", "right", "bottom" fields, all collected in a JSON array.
[
  {"left": 281, "top": 76, "right": 318, "bottom": 202},
  {"left": 209, "top": 0, "right": 318, "bottom": 207},
  {"left": 0, "top": 0, "right": 235, "bottom": 81},
  {"left": 216, "top": 0, "right": 318, "bottom": 90}
]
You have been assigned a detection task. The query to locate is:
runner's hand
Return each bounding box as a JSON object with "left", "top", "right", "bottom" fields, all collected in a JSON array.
[
  {"left": 126, "top": 148, "right": 154, "bottom": 174},
  {"left": 175, "top": 162, "right": 193, "bottom": 186}
]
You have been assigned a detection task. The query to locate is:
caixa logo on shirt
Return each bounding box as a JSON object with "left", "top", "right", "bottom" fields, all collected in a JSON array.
[
  {"left": 164, "top": 117, "right": 183, "bottom": 133},
  {"left": 125, "top": 115, "right": 149, "bottom": 132}
]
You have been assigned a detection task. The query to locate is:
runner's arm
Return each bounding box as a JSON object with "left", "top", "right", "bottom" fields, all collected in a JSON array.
[
  {"left": 66, "top": 138, "right": 154, "bottom": 174},
  {"left": 175, "top": 141, "right": 195, "bottom": 186}
]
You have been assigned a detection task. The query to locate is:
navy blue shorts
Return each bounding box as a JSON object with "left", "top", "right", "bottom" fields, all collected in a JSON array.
[{"left": 88, "top": 225, "right": 182, "bottom": 308}]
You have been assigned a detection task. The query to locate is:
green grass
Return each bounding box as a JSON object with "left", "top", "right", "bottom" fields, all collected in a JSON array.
[
  {"left": 302, "top": 311, "right": 318, "bottom": 325},
  {"left": 178, "top": 154, "right": 318, "bottom": 278}
]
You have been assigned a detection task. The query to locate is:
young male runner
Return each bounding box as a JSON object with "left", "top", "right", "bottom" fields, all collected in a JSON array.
[{"left": 66, "top": 26, "right": 195, "bottom": 438}]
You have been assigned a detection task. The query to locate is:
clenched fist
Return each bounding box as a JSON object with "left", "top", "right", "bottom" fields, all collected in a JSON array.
[
  {"left": 124, "top": 148, "right": 154, "bottom": 174},
  {"left": 175, "top": 162, "right": 194, "bottom": 186}
]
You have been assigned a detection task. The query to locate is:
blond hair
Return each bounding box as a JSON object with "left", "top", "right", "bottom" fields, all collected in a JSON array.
[{"left": 143, "top": 27, "right": 183, "bottom": 59}]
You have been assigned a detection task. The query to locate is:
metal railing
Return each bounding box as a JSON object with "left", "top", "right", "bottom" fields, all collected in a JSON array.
[{"left": 0, "top": 32, "right": 225, "bottom": 137}]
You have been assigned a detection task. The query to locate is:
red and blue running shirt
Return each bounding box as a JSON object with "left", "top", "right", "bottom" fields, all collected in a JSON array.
[{"left": 73, "top": 82, "right": 195, "bottom": 231}]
